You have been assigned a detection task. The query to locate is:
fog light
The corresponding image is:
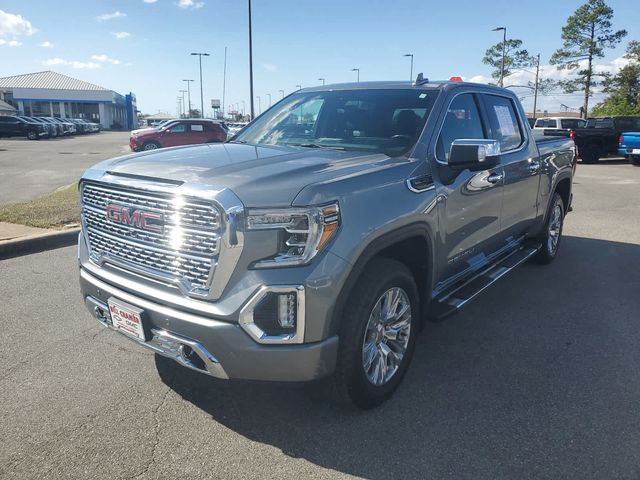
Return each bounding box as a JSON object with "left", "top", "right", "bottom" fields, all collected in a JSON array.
[{"left": 278, "top": 293, "right": 297, "bottom": 328}]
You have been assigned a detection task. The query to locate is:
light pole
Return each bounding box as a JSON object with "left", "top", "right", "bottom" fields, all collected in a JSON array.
[
  {"left": 222, "top": 46, "right": 227, "bottom": 120},
  {"left": 241, "top": 100, "right": 246, "bottom": 117},
  {"left": 256, "top": 95, "right": 261, "bottom": 115},
  {"left": 403, "top": 54, "right": 414, "bottom": 81},
  {"left": 190, "top": 52, "right": 210, "bottom": 117},
  {"left": 248, "top": 0, "right": 255, "bottom": 120},
  {"left": 266, "top": 93, "right": 271, "bottom": 108},
  {"left": 532, "top": 53, "right": 540, "bottom": 120},
  {"left": 182, "top": 79, "right": 194, "bottom": 117},
  {"left": 351, "top": 68, "right": 360, "bottom": 82},
  {"left": 318, "top": 77, "right": 325, "bottom": 86},
  {"left": 279, "top": 89, "right": 285, "bottom": 98},
  {"left": 179, "top": 89, "right": 188, "bottom": 117},
  {"left": 492, "top": 26, "right": 507, "bottom": 87},
  {"left": 295, "top": 84, "right": 302, "bottom": 90}
]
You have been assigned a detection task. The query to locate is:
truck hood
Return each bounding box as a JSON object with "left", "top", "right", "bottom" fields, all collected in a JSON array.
[{"left": 89, "top": 142, "right": 409, "bottom": 207}]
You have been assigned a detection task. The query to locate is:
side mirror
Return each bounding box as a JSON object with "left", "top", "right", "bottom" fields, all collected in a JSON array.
[{"left": 448, "top": 139, "right": 500, "bottom": 169}]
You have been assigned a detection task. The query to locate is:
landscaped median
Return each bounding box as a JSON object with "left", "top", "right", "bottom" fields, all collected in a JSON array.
[{"left": 0, "top": 183, "right": 81, "bottom": 259}]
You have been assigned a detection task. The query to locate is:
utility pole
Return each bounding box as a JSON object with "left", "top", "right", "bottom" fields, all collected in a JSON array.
[
  {"left": 492, "top": 26, "right": 507, "bottom": 87},
  {"left": 266, "top": 93, "right": 271, "bottom": 108},
  {"left": 182, "top": 79, "right": 194, "bottom": 117},
  {"left": 248, "top": 0, "right": 255, "bottom": 120},
  {"left": 179, "top": 89, "right": 187, "bottom": 117},
  {"left": 191, "top": 52, "right": 210, "bottom": 118},
  {"left": 351, "top": 68, "right": 360, "bottom": 82},
  {"left": 318, "top": 77, "right": 325, "bottom": 86},
  {"left": 532, "top": 53, "right": 540, "bottom": 120},
  {"left": 222, "top": 46, "right": 227, "bottom": 120},
  {"left": 256, "top": 95, "right": 261, "bottom": 115}
]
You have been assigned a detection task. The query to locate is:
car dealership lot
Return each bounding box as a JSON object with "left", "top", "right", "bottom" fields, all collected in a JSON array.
[
  {"left": 0, "top": 132, "right": 130, "bottom": 204},
  {"left": 1, "top": 161, "right": 639, "bottom": 480}
]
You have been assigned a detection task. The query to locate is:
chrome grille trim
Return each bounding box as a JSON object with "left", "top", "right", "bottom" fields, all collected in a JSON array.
[{"left": 79, "top": 176, "right": 244, "bottom": 300}]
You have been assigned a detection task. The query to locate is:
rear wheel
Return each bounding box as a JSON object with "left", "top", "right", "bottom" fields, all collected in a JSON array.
[
  {"left": 27, "top": 131, "right": 38, "bottom": 140},
  {"left": 533, "top": 192, "right": 564, "bottom": 264},
  {"left": 333, "top": 257, "right": 419, "bottom": 409},
  {"left": 630, "top": 156, "right": 640, "bottom": 166},
  {"left": 581, "top": 143, "right": 601, "bottom": 164},
  {"left": 142, "top": 141, "right": 160, "bottom": 151}
]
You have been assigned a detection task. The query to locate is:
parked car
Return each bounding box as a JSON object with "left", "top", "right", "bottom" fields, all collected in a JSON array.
[
  {"left": 79, "top": 79, "right": 575, "bottom": 408},
  {"left": 37, "top": 117, "right": 65, "bottom": 137},
  {"left": 0, "top": 115, "right": 48, "bottom": 139},
  {"left": 619, "top": 131, "right": 640, "bottom": 166},
  {"left": 226, "top": 122, "right": 249, "bottom": 136},
  {"left": 129, "top": 119, "right": 227, "bottom": 151},
  {"left": 24, "top": 116, "right": 58, "bottom": 137},
  {"left": 533, "top": 117, "right": 586, "bottom": 131},
  {"left": 68, "top": 118, "right": 90, "bottom": 134},
  {"left": 568, "top": 116, "right": 640, "bottom": 163},
  {"left": 46, "top": 117, "right": 76, "bottom": 135},
  {"left": 131, "top": 119, "right": 176, "bottom": 136}
]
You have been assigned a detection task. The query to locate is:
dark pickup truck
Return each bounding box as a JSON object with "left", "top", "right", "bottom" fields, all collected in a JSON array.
[
  {"left": 79, "top": 79, "right": 576, "bottom": 408},
  {"left": 569, "top": 116, "right": 640, "bottom": 163}
]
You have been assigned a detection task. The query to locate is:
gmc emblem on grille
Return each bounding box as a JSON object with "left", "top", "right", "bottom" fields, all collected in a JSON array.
[{"left": 106, "top": 204, "right": 164, "bottom": 233}]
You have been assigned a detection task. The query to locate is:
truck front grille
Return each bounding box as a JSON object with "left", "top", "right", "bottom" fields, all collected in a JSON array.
[{"left": 81, "top": 182, "right": 222, "bottom": 295}]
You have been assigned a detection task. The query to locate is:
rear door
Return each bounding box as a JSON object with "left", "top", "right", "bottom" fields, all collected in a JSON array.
[
  {"left": 188, "top": 122, "right": 210, "bottom": 144},
  {"left": 481, "top": 93, "right": 540, "bottom": 240}
]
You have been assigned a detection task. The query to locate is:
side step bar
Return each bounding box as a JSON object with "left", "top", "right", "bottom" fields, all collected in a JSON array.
[{"left": 430, "top": 244, "right": 540, "bottom": 320}]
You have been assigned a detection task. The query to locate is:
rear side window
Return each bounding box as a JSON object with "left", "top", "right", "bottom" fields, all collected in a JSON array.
[
  {"left": 484, "top": 95, "right": 523, "bottom": 152},
  {"left": 190, "top": 124, "right": 204, "bottom": 132},
  {"left": 436, "top": 93, "right": 485, "bottom": 161},
  {"left": 561, "top": 119, "right": 585, "bottom": 129}
]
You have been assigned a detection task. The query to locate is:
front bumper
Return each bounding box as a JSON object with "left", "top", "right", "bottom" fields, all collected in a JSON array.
[{"left": 80, "top": 266, "right": 340, "bottom": 383}]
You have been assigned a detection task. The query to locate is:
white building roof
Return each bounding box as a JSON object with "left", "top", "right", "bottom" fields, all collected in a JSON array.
[{"left": 0, "top": 71, "right": 110, "bottom": 92}]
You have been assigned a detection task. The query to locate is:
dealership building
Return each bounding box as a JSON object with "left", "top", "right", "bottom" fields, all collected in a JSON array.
[{"left": 0, "top": 71, "right": 138, "bottom": 129}]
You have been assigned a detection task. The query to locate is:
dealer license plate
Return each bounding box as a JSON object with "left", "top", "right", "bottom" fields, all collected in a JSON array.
[
  {"left": 108, "top": 298, "right": 146, "bottom": 341},
  {"left": 632, "top": 149, "right": 640, "bottom": 154}
]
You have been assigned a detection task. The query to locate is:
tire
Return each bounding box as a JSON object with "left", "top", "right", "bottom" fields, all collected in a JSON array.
[
  {"left": 533, "top": 192, "right": 565, "bottom": 264},
  {"left": 581, "top": 143, "right": 601, "bottom": 164},
  {"left": 27, "top": 131, "right": 38, "bottom": 140},
  {"left": 333, "top": 257, "right": 420, "bottom": 409},
  {"left": 142, "top": 141, "right": 160, "bottom": 151},
  {"left": 630, "top": 156, "right": 640, "bottom": 166}
]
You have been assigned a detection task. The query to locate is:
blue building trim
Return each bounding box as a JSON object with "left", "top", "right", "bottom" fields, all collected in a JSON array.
[{"left": 14, "top": 98, "right": 114, "bottom": 104}]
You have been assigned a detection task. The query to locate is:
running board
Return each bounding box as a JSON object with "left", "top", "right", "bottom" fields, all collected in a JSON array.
[{"left": 430, "top": 245, "right": 540, "bottom": 320}]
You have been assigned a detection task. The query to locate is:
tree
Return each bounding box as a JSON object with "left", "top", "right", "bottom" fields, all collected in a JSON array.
[
  {"left": 189, "top": 108, "right": 201, "bottom": 118},
  {"left": 591, "top": 40, "right": 640, "bottom": 116},
  {"left": 550, "top": 0, "right": 626, "bottom": 118},
  {"left": 483, "top": 39, "right": 534, "bottom": 82}
]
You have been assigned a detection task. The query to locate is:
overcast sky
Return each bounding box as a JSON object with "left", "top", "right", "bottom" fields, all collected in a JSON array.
[{"left": 0, "top": 0, "right": 637, "bottom": 116}]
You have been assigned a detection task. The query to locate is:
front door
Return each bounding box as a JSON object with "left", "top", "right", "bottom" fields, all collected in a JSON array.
[
  {"left": 432, "top": 92, "right": 505, "bottom": 288},
  {"left": 162, "top": 123, "right": 190, "bottom": 147}
]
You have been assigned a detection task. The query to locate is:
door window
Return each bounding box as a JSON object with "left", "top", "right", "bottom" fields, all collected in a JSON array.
[
  {"left": 436, "top": 93, "right": 485, "bottom": 161},
  {"left": 169, "top": 123, "right": 187, "bottom": 133},
  {"left": 484, "top": 95, "right": 523, "bottom": 151}
]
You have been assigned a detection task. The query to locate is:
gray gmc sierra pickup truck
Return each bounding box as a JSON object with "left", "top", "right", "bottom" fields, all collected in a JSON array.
[{"left": 79, "top": 78, "right": 575, "bottom": 408}]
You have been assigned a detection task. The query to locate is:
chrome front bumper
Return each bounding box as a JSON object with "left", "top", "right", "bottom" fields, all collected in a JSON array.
[{"left": 85, "top": 295, "right": 228, "bottom": 379}]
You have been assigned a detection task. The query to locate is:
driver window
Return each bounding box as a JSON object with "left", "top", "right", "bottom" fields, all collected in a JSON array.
[
  {"left": 436, "top": 94, "right": 485, "bottom": 161},
  {"left": 169, "top": 123, "right": 186, "bottom": 133}
]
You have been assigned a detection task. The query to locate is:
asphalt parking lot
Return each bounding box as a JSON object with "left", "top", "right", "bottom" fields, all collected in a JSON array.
[
  {"left": 0, "top": 132, "right": 130, "bottom": 204},
  {"left": 1, "top": 160, "right": 639, "bottom": 479}
]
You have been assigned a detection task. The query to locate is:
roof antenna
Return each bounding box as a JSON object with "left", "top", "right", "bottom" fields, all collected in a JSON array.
[{"left": 413, "top": 72, "right": 428, "bottom": 86}]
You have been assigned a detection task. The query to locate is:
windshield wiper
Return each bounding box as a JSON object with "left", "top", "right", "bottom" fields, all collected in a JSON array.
[{"left": 287, "top": 143, "right": 345, "bottom": 150}]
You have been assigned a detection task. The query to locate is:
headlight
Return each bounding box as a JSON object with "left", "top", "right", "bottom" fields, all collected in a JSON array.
[{"left": 247, "top": 203, "right": 340, "bottom": 267}]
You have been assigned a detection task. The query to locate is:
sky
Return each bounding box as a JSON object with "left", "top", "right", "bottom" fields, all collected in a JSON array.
[{"left": 0, "top": 0, "right": 638, "bottom": 117}]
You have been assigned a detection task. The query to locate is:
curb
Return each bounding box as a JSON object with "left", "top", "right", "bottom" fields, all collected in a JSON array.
[{"left": 0, "top": 228, "right": 80, "bottom": 260}]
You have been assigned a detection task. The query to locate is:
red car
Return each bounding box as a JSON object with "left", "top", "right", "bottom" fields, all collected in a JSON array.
[{"left": 130, "top": 119, "right": 227, "bottom": 152}]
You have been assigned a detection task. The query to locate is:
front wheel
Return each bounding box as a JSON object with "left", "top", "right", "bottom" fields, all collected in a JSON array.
[
  {"left": 333, "top": 257, "right": 419, "bottom": 409},
  {"left": 142, "top": 141, "right": 160, "bottom": 151},
  {"left": 27, "top": 131, "right": 38, "bottom": 140},
  {"left": 533, "top": 192, "right": 565, "bottom": 264}
]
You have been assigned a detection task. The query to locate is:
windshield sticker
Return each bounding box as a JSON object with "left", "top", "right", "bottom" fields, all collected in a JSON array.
[{"left": 494, "top": 105, "right": 516, "bottom": 137}]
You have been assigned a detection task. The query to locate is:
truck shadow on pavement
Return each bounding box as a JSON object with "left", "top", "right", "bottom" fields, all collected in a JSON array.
[{"left": 155, "top": 235, "right": 640, "bottom": 479}]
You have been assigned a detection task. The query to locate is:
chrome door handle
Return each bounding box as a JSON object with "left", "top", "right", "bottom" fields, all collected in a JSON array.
[
  {"left": 486, "top": 172, "right": 504, "bottom": 184},
  {"left": 528, "top": 160, "right": 541, "bottom": 172}
]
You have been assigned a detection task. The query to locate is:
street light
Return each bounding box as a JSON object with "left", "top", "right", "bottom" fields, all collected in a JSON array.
[
  {"left": 190, "top": 52, "right": 210, "bottom": 118},
  {"left": 295, "top": 84, "right": 302, "bottom": 90},
  {"left": 403, "top": 54, "right": 414, "bottom": 81},
  {"left": 222, "top": 46, "right": 227, "bottom": 120},
  {"left": 241, "top": 100, "right": 246, "bottom": 116},
  {"left": 279, "top": 89, "right": 285, "bottom": 98},
  {"left": 351, "top": 68, "right": 360, "bottom": 82},
  {"left": 182, "top": 79, "right": 194, "bottom": 117},
  {"left": 248, "top": 0, "right": 255, "bottom": 120},
  {"left": 179, "top": 89, "right": 188, "bottom": 117},
  {"left": 266, "top": 93, "right": 271, "bottom": 107},
  {"left": 492, "top": 26, "right": 507, "bottom": 87},
  {"left": 318, "top": 77, "right": 325, "bottom": 86},
  {"left": 256, "top": 95, "right": 261, "bottom": 115}
]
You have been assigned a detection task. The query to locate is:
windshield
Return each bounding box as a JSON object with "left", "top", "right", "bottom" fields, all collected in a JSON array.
[{"left": 234, "top": 88, "right": 439, "bottom": 156}]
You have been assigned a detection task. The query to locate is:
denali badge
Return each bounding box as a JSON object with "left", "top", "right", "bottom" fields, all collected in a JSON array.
[{"left": 106, "top": 204, "right": 164, "bottom": 233}]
